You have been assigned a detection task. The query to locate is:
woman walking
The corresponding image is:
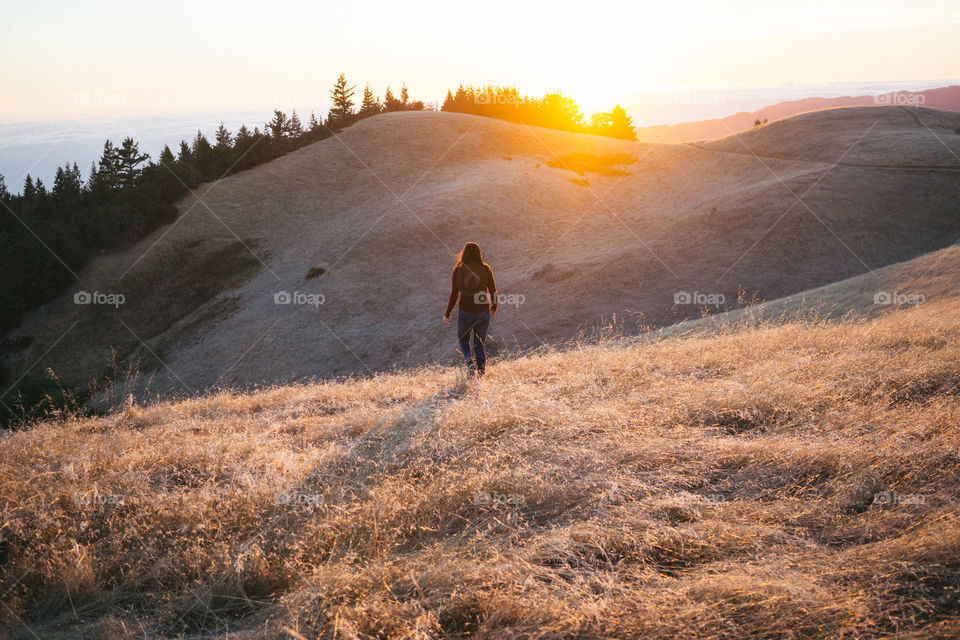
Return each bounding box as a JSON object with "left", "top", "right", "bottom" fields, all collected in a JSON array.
[{"left": 443, "top": 242, "right": 497, "bottom": 376}]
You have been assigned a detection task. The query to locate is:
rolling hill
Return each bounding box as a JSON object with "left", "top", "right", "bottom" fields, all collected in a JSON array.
[
  {"left": 634, "top": 84, "right": 960, "bottom": 143},
  {"left": 4, "top": 105, "right": 960, "bottom": 401}
]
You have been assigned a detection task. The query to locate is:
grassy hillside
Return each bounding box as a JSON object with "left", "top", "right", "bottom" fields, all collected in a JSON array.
[
  {"left": 3, "top": 299, "right": 959, "bottom": 638},
  {"left": 665, "top": 242, "right": 960, "bottom": 336},
  {"left": 6, "top": 106, "right": 960, "bottom": 400}
]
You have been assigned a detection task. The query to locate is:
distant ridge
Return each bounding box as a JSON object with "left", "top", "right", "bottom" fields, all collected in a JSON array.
[{"left": 635, "top": 85, "right": 960, "bottom": 142}]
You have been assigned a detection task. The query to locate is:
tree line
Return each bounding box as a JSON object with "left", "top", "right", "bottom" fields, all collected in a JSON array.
[{"left": 441, "top": 84, "right": 636, "bottom": 140}]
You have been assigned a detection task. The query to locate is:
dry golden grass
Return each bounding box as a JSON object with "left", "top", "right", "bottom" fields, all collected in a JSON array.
[{"left": 2, "top": 302, "right": 960, "bottom": 638}]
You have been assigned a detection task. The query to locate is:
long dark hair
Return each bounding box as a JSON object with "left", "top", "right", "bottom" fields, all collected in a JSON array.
[{"left": 457, "top": 242, "right": 484, "bottom": 266}]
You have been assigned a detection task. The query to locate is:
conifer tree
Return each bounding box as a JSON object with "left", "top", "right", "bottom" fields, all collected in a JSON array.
[
  {"left": 267, "top": 110, "right": 289, "bottom": 141},
  {"left": 117, "top": 137, "right": 150, "bottom": 188},
  {"left": 22, "top": 174, "right": 36, "bottom": 201},
  {"left": 159, "top": 145, "right": 176, "bottom": 166},
  {"left": 93, "top": 140, "right": 122, "bottom": 192},
  {"left": 327, "top": 73, "right": 356, "bottom": 128},
  {"left": 287, "top": 111, "right": 304, "bottom": 139},
  {"left": 607, "top": 105, "right": 636, "bottom": 141},
  {"left": 177, "top": 141, "right": 192, "bottom": 163},
  {"left": 52, "top": 163, "right": 83, "bottom": 201},
  {"left": 383, "top": 85, "right": 403, "bottom": 112},
  {"left": 358, "top": 83, "right": 382, "bottom": 118},
  {"left": 86, "top": 162, "right": 98, "bottom": 192},
  {"left": 214, "top": 124, "right": 233, "bottom": 150}
]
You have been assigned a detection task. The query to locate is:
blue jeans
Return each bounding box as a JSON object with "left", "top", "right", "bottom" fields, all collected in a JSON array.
[{"left": 457, "top": 309, "right": 490, "bottom": 371}]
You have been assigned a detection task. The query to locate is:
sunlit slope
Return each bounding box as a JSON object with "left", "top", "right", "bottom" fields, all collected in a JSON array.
[
  {"left": 694, "top": 105, "right": 960, "bottom": 165},
  {"left": 9, "top": 106, "right": 960, "bottom": 395},
  {"left": 4, "top": 299, "right": 960, "bottom": 638}
]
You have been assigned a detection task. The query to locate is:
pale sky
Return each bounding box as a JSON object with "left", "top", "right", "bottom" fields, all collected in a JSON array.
[{"left": 2, "top": 0, "right": 959, "bottom": 122}]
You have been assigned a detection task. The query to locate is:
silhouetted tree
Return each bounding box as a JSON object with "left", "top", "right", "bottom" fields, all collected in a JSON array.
[
  {"left": 608, "top": 106, "right": 636, "bottom": 140},
  {"left": 117, "top": 137, "right": 150, "bottom": 188},
  {"left": 214, "top": 124, "right": 232, "bottom": 151},
  {"left": 52, "top": 163, "right": 83, "bottom": 202},
  {"left": 539, "top": 92, "right": 584, "bottom": 132},
  {"left": 86, "top": 162, "right": 98, "bottom": 192},
  {"left": 287, "top": 111, "right": 304, "bottom": 139},
  {"left": 22, "top": 175, "right": 36, "bottom": 201},
  {"left": 159, "top": 145, "right": 175, "bottom": 166},
  {"left": 327, "top": 73, "right": 356, "bottom": 129},
  {"left": 359, "top": 83, "right": 382, "bottom": 118},
  {"left": 177, "top": 140, "right": 192, "bottom": 164},
  {"left": 268, "top": 110, "right": 289, "bottom": 141},
  {"left": 91, "top": 140, "right": 122, "bottom": 195},
  {"left": 212, "top": 124, "right": 233, "bottom": 174},
  {"left": 383, "top": 85, "right": 403, "bottom": 112},
  {"left": 233, "top": 125, "right": 255, "bottom": 169},
  {"left": 176, "top": 140, "right": 201, "bottom": 187},
  {"left": 590, "top": 105, "right": 635, "bottom": 140},
  {"left": 404, "top": 83, "right": 425, "bottom": 112}
]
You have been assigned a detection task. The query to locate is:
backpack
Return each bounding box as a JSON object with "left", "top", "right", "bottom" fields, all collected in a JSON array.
[{"left": 456, "top": 262, "right": 490, "bottom": 301}]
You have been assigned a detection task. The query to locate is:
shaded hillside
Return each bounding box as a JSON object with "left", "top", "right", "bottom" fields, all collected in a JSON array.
[
  {"left": 3, "top": 297, "right": 960, "bottom": 638},
  {"left": 635, "top": 85, "right": 960, "bottom": 143},
  {"left": 5, "top": 106, "right": 960, "bottom": 398},
  {"left": 695, "top": 243, "right": 960, "bottom": 328}
]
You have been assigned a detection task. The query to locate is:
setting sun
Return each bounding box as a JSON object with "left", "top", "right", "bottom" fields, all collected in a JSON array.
[{"left": 2, "top": 0, "right": 958, "bottom": 121}]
